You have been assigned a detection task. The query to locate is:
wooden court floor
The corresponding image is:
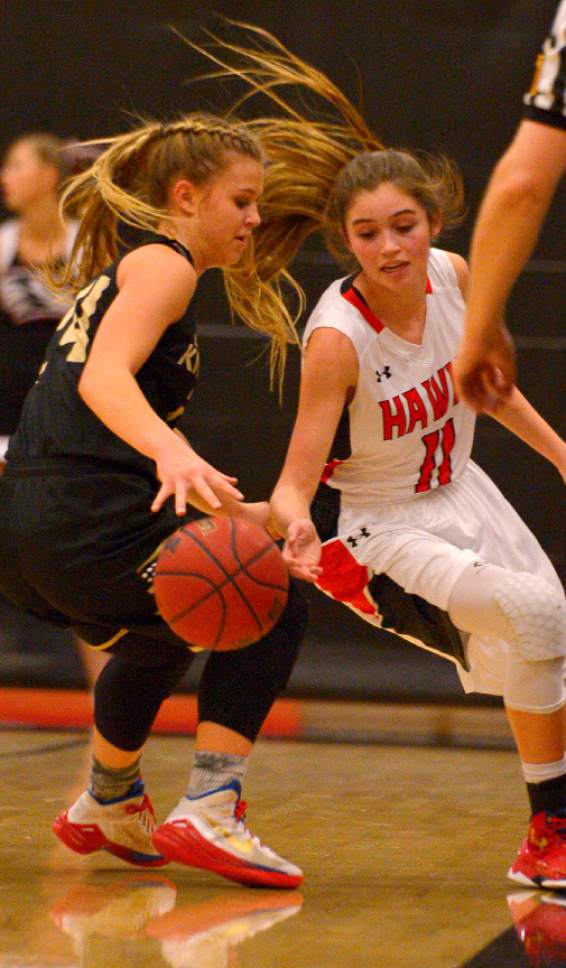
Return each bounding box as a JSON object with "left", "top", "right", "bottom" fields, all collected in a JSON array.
[{"left": 1, "top": 728, "right": 564, "bottom": 968}]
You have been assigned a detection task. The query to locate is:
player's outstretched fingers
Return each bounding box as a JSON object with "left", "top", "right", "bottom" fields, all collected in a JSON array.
[
  {"left": 175, "top": 481, "right": 189, "bottom": 517},
  {"left": 151, "top": 482, "right": 172, "bottom": 513}
]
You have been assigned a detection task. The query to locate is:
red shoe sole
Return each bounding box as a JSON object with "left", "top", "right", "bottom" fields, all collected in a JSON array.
[
  {"left": 53, "top": 812, "right": 168, "bottom": 868},
  {"left": 152, "top": 822, "right": 303, "bottom": 888}
]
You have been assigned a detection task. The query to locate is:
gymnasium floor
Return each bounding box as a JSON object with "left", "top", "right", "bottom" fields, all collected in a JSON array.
[{"left": 1, "top": 727, "right": 564, "bottom": 967}]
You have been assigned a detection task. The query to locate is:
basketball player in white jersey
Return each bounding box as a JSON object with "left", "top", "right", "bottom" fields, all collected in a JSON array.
[{"left": 269, "top": 148, "right": 566, "bottom": 890}]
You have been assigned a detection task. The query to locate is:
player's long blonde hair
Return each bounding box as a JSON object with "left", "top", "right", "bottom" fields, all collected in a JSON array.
[
  {"left": 184, "top": 21, "right": 464, "bottom": 291},
  {"left": 52, "top": 112, "right": 300, "bottom": 382},
  {"left": 55, "top": 26, "right": 464, "bottom": 385}
]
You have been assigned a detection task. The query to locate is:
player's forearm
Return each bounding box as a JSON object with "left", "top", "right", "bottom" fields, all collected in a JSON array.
[
  {"left": 466, "top": 121, "right": 566, "bottom": 338},
  {"left": 490, "top": 386, "right": 566, "bottom": 473},
  {"left": 270, "top": 482, "right": 313, "bottom": 538},
  {"left": 78, "top": 363, "right": 180, "bottom": 461},
  {"left": 466, "top": 165, "right": 549, "bottom": 335}
]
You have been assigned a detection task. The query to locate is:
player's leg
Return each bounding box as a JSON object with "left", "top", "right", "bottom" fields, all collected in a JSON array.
[
  {"left": 318, "top": 509, "right": 566, "bottom": 890},
  {"left": 152, "top": 580, "right": 307, "bottom": 888},
  {"left": 448, "top": 561, "right": 566, "bottom": 889},
  {"left": 53, "top": 630, "right": 194, "bottom": 868},
  {"left": 74, "top": 633, "right": 108, "bottom": 689}
]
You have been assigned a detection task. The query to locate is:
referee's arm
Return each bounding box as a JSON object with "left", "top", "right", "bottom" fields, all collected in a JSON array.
[{"left": 465, "top": 118, "right": 566, "bottom": 334}]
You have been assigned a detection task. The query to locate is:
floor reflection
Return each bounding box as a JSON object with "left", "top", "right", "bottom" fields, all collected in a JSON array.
[
  {"left": 4, "top": 730, "right": 566, "bottom": 966},
  {"left": 50, "top": 875, "right": 303, "bottom": 968},
  {"left": 507, "top": 891, "right": 566, "bottom": 968},
  {"left": 459, "top": 893, "right": 566, "bottom": 968}
]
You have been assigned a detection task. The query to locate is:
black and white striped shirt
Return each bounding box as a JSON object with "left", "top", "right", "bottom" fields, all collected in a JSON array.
[{"left": 524, "top": 0, "right": 566, "bottom": 130}]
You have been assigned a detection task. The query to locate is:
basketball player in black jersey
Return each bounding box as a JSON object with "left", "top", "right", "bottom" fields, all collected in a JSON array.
[{"left": 0, "top": 115, "right": 306, "bottom": 888}]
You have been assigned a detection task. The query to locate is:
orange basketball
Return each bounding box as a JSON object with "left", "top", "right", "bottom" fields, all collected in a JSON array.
[{"left": 153, "top": 516, "right": 289, "bottom": 651}]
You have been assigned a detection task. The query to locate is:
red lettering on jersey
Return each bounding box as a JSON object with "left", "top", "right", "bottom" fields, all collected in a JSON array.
[
  {"left": 445, "top": 360, "right": 459, "bottom": 404},
  {"left": 415, "top": 417, "right": 456, "bottom": 492},
  {"left": 379, "top": 395, "right": 407, "bottom": 440},
  {"left": 422, "top": 365, "right": 451, "bottom": 421},
  {"left": 403, "top": 387, "right": 429, "bottom": 434},
  {"left": 415, "top": 430, "right": 439, "bottom": 492},
  {"left": 437, "top": 417, "right": 456, "bottom": 484}
]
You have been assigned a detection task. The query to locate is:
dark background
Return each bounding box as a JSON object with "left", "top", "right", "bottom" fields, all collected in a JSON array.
[{"left": 1, "top": 0, "right": 564, "bottom": 702}]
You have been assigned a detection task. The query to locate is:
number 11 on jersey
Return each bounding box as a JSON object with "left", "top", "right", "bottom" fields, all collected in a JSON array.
[{"left": 416, "top": 418, "right": 456, "bottom": 493}]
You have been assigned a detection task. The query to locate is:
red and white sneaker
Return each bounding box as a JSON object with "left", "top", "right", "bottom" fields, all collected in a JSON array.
[
  {"left": 508, "top": 890, "right": 566, "bottom": 966},
  {"left": 53, "top": 781, "right": 168, "bottom": 868},
  {"left": 508, "top": 811, "right": 566, "bottom": 890},
  {"left": 152, "top": 781, "right": 303, "bottom": 888}
]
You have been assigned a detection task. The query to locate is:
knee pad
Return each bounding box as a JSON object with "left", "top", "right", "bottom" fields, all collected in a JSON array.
[
  {"left": 494, "top": 571, "right": 566, "bottom": 662},
  {"left": 504, "top": 654, "right": 566, "bottom": 714}
]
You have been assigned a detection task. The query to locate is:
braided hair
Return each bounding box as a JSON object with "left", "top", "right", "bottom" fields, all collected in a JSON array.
[
  {"left": 52, "top": 112, "right": 304, "bottom": 382},
  {"left": 56, "top": 113, "right": 262, "bottom": 290}
]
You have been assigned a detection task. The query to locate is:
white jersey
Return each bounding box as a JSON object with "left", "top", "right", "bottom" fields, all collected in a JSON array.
[{"left": 303, "top": 248, "right": 476, "bottom": 505}]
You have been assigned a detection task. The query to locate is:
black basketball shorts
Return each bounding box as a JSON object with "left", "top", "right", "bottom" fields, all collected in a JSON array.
[{"left": 0, "top": 459, "right": 197, "bottom": 656}]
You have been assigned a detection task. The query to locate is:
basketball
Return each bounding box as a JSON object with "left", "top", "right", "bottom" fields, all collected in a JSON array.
[{"left": 153, "top": 516, "right": 289, "bottom": 651}]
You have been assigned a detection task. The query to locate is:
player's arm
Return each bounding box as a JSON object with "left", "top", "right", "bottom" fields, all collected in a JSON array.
[
  {"left": 467, "top": 120, "right": 566, "bottom": 330},
  {"left": 270, "top": 327, "right": 358, "bottom": 579},
  {"left": 487, "top": 386, "right": 566, "bottom": 482},
  {"left": 455, "top": 121, "right": 566, "bottom": 410},
  {"left": 78, "top": 245, "right": 243, "bottom": 514}
]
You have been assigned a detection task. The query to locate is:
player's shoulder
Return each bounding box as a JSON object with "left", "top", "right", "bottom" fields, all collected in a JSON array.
[
  {"left": 306, "top": 276, "right": 367, "bottom": 334},
  {"left": 428, "top": 247, "right": 467, "bottom": 295},
  {"left": 118, "top": 240, "right": 197, "bottom": 295}
]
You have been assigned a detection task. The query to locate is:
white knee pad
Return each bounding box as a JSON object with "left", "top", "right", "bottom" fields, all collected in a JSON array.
[
  {"left": 448, "top": 562, "right": 566, "bottom": 712},
  {"left": 504, "top": 654, "right": 566, "bottom": 714},
  {"left": 494, "top": 571, "right": 566, "bottom": 662}
]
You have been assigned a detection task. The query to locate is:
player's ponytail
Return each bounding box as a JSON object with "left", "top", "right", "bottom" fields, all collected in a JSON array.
[
  {"left": 183, "top": 21, "right": 386, "bottom": 366},
  {"left": 186, "top": 22, "right": 464, "bottom": 345}
]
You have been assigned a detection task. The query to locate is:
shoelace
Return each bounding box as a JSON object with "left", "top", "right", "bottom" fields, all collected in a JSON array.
[
  {"left": 125, "top": 795, "right": 156, "bottom": 835},
  {"left": 228, "top": 799, "right": 279, "bottom": 859}
]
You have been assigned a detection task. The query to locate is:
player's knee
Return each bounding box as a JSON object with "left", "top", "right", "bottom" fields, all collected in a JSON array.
[
  {"left": 503, "top": 654, "right": 566, "bottom": 715},
  {"left": 495, "top": 571, "right": 566, "bottom": 662}
]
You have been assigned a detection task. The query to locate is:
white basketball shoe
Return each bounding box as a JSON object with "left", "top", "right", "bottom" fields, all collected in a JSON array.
[
  {"left": 53, "top": 780, "right": 168, "bottom": 867},
  {"left": 152, "top": 780, "right": 303, "bottom": 888}
]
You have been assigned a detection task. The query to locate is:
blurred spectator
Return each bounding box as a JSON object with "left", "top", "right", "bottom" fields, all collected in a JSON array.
[{"left": 0, "top": 132, "right": 106, "bottom": 687}]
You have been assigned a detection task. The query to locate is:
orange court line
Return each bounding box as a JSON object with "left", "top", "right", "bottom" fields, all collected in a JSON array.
[{"left": 0, "top": 688, "right": 303, "bottom": 739}]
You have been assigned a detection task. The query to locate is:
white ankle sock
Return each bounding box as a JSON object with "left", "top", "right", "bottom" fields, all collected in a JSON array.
[{"left": 521, "top": 754, "right": 566, "bottom": 784}]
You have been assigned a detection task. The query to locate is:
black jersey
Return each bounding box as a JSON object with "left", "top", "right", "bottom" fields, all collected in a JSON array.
[
  {"left": 523, "top": 1, "right": 566, "bottom": 131},
  {"left": 7, "top": 235, "right": 200, "bottom": 479}
]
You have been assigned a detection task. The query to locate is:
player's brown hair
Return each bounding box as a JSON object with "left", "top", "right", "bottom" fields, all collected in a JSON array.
[
  {"left": 184, "top": 22, "right": 464, "bottom": 285},
  {"left": 326, "top": 148, "right": 464, "bottom": 270}
]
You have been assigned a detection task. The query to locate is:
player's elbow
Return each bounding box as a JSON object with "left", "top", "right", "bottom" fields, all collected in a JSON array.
[
  {"left": 492, "top": 154, "right": 552, "bottom": 210},
  {"left": 77, "top": 362, "right": 102, "bottom": 408}
]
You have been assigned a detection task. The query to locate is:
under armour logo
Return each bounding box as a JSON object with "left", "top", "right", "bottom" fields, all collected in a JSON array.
[
  {"left": 375, "top": 366, "right": 392, "bottom": 382},
  {"left": 347, "top": 527, "right": 371, "bottom": 549}
]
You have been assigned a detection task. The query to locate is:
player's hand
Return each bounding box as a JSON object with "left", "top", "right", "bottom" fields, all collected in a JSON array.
[
  {"left": 282, "top": 518, "right": 322, "bottom": 582},
  {"left": 234, "top": 501, "right": 280, "bottom": 537},
  {"left": 152, "top": 438, "right": 243, "bottom": 515},
  {"left": 454, "top": 324, "right": 517, "bottom": 413}
]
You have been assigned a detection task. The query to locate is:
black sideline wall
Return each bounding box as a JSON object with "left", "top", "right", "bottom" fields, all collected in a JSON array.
[{"left": 0, "top": 1, "right": 564, "bottom": 702}]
